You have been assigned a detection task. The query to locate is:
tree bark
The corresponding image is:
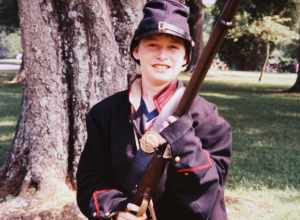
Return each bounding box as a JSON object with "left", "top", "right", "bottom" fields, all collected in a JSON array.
[
  {"left": 0, "top": 0, "right": 144, "bottom": 218},
  {"left": 187, "top": 0, "right": 203, "bottom": 72},
  {"left": 287, "top": 35, "right": 300, "bottom": 92},
  {"left": 287, "top": 56, "right": 300, "bottom": 92}
]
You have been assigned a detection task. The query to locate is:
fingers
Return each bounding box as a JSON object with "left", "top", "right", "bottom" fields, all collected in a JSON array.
[
  {"left": 116, "top": 211, "right": 147, "bottom": 220},
  {"left": 161, "top": 115, "right": 178, "bottom": 130},
  {"left": 167, "top": 115, "right": 178, "bottom": 124},
  {"left": 126, "top": 203, "right": 140, "bottom": 213},
  {"left": 115, "top": 203, "right": 147, "bottom": 220}
]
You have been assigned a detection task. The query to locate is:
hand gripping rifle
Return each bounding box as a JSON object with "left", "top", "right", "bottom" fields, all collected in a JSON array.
[{"left": 131, "top": 0, "right": 240, "bottom": 218}]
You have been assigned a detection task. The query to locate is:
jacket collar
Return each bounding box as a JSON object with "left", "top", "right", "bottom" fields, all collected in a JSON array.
[{"left": 129, "top": 76, "right": 178, "bottom": 113}]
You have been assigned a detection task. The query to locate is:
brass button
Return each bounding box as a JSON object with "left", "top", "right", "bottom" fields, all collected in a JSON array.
[{"left": 174, "top": 156, "right": 181, "bottom": 163}]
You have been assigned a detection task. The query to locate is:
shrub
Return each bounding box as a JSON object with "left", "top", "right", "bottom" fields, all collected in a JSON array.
[{"left": 0, "top": 29, "right": 22, "bottom": 58}]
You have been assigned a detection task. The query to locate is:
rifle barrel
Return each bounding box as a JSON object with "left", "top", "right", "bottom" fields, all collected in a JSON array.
[{"left": 174, "top": 0, "right": 240, "bottom": 117}]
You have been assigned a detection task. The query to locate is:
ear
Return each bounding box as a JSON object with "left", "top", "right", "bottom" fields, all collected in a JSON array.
[
  {"left": 132, "top": 46, "right": 140, "bottom": 61},
  {"left": 181, "top": 53, "right": 188, "bottom": 69},
  {"left": 183, "top": 55, "right": 188, "bottom": 67}
]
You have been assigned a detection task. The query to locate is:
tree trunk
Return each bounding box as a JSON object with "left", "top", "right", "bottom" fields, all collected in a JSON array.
[
  {"left": 0, "top": 0, "right": 144, "bottom": 218},
  {"left": 287, "top": 0, "right": 300, "bottom": 92},
  {"left": 258, "top": 41, "right": 270, "bottom": 82},
  {"left": 287, "top": 60, "right": 300, "bottom": 92},
  {"left": 288, "top": 47, "right": 300, "bottom": 92},
  {"left": 187, "top": 0, "right": 203, "bottom": 72}
]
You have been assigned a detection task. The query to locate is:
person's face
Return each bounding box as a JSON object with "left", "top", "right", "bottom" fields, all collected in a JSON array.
[{"left": 133, "top": 34, "right": 187, "bottom": 87}]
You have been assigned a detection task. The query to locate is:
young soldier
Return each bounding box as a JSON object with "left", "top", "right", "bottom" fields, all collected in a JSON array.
[{"left": 76, "top": 0, "right": 232, "bottom": 219}]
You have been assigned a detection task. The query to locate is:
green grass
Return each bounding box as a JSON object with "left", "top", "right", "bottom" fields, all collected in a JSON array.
[
  {"left": 0, "top": 76, "right": 22, "bottom": 165},
  {"left": 201, "top": 78, "right": 300, "bottom": 190},
  {"left": 199, "top": 73, "right": 300, "bottom": 219},
  {"left": 0, "top": 71, "right": 300, "bottom": 219}
]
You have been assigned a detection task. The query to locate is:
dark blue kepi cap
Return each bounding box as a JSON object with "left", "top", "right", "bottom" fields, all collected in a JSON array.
[{"left": 130, "top": 0, "right": 194, "bottom": 71}]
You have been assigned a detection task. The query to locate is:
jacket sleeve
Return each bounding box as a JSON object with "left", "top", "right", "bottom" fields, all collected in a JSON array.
[
  {"left": 160, "top": 100, "right": 232, "bottom": 219},
  {"left": 76, "top": 110, "right": 128, "bottom": 219}
]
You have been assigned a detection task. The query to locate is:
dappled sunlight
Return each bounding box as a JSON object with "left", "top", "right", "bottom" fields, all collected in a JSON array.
[
  {"left": 201, "top": 92, "right": 241, "bottom": 99},
  {"left": 0, "top": 120, "right": 16, "bottom": 127},
  {"left": 225, "top": 188, "right": 300, "bottom": 220},
  {"left": 0, "top": 133, "right": 14, "bottom": 142},
  {"left": 273, "top": 110, "right": 300, "bottom": 119},
  {"left": 207, "top": 70, "right": 297, "bottom": 86},
  {"left": 243, "top": 128, "right": 262, "bottom": 135},
  {"left": 217, "top": 106, "right": 231, "bottom": 112}
]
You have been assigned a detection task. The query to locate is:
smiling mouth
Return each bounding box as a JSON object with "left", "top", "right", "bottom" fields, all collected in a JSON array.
[{"left": 152, "top": 64, "right": 170, "bottom": 70}]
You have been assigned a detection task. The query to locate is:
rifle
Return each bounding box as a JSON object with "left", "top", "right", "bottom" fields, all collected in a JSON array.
[{"left": 132, "top": 0, "right": 240, "bottom": 217}]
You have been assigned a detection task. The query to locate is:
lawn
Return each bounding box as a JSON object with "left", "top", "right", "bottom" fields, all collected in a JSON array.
[
  {"left": 200, "top": 71, "right": 300, "bottom": 220},
  {"left": 0, "top": 70, "right": 299, "bottom": 219},
  {"left": 0, "top": 74, "right": 22, "bottom": 165}
]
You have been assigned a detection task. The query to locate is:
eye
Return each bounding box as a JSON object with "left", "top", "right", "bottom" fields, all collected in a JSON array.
[
  {"left": 169, "top": 44, "right": 180, "bottom": 50},
  {"left": 148, "top": 43, "right": 157, "bottom": 47},
  {"left": 144, "top": 41, "right": 158, "bottom": 48}
]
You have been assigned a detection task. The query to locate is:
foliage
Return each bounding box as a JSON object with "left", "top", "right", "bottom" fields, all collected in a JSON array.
[
  {"left": 212, "top": 0, "right": 299, "bottom": 71},
  {"left": 0, "top": 29, "right": 22, "bottom": 58},
  {"left": 229, "top": 14, "right": 298, "bottom": 45},
  {"left": 0, "top": 0, "right": 19, "bottom": 27}
]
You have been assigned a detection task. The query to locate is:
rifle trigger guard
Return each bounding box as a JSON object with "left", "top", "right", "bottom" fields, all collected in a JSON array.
[{"left": 220, "top": 19, "right": 233, "bottom": 27}]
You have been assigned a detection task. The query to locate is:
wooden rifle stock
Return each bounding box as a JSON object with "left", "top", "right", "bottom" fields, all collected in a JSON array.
[{"left": 132, "top": 0, "right": 240, "bottom": 216}]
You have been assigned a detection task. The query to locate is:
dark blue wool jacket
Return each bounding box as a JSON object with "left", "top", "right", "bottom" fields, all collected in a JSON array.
[{"left": 76, "top": 90, "right": 232, "bottom": 220}]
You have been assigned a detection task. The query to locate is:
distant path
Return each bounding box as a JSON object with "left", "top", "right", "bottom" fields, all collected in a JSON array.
[
  {"left": 0, "top": 64, "right": 20, "bottom": 71},
  {"left": 0, "top": 59, "right": 21, "bottom": 72}
]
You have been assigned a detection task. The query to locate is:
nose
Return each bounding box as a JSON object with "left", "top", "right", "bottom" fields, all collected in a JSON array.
[{"left": 156, "top": 47, "right": 168, "bottom": 60}]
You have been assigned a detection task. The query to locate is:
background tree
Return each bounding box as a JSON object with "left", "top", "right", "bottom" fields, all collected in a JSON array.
[
  {"left": 0, "top": 0, "right": 20, "bottom": 59},
  {"left": 288, "top": 0, "right": 300, "bottom": 92},
  {"left": 237, "top": 15, "right": 298, "bottom": 81},
  {"left": 0, "top": 0, "right": 145, "bottom": 218},
  {"left": 0, "top": 0, "right": 19, "bottom": 28},
  {"left": 213, "top": 0, "right": 297, "bottom": 71}
]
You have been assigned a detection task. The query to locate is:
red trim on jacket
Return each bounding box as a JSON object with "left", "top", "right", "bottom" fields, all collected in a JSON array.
[
  {"left": 92, "top": 189, "right": 112, "bottom": 217},
  {"left": 153, "top": 81, "right": 177, "bottom": 112},
  {"left": 177, "top": 151, "right": 212, "bottom": 173},
  {"left": 128, "top": 77, "right": 177, "bottom": 113}
]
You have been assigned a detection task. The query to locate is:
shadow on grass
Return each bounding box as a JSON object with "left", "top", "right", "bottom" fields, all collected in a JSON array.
[
  {"left": 0, "top": 82, "right": 21, "bottom": 166},
  {"left": 0, "top": 83, "right": 22, "bottom": 117},
  {"left": 0, "top": 142, "right": 11, "bottom": 166},
  {"left": 228, "top": 147, "right": 300, "bottom": 189},
  {"left": 0, "top": 124, "right": 16, "bottom": 134}
]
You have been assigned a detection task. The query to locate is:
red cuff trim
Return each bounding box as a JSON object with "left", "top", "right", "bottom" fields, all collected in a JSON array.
[
  {"left": 177, "top": 151, "right": 212, "bottom": 173},
  {"left": 92, "top": 189, "right": 112, "bottom": 217}
]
